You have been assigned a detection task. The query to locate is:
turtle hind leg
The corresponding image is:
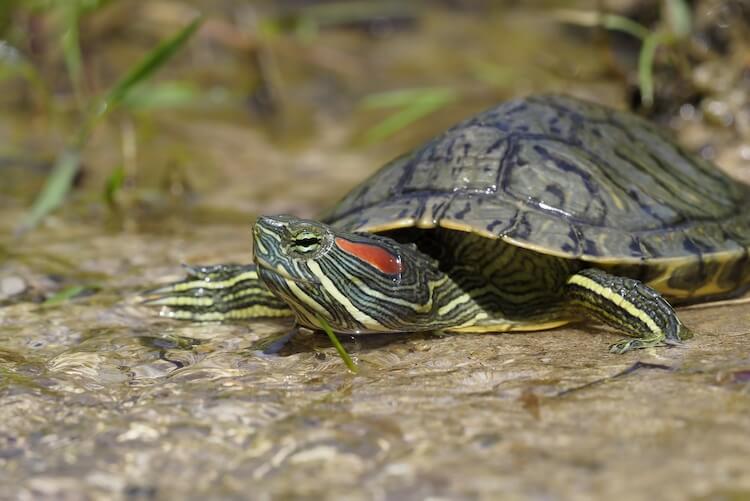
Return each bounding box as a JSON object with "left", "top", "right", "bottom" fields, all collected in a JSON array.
[
  {"left": 565, "top": 268, "right": 692, "bottom": 354},
  {"left": 143, "top": 263, "right": 292, "bottom": 321}
]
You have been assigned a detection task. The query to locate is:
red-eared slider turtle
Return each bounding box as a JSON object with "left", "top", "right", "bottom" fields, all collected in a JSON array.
[{"left": 149, "top": 95, "right": 750, "bottom": 353}]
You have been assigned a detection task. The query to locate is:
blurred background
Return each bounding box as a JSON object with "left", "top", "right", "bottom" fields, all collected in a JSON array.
[
  {"left": 1, "top": 1, "right": 750, "bottom": 499},
  {"left": 2, "top": 0, "right": 749, "bottom": 237}
]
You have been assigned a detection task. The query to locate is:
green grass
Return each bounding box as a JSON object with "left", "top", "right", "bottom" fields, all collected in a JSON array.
[
  {"left": 42, "top": 285, "right": 90, "bottom": 306},
  {"left": 104, "top": 165, "right": 126, "bottom": 210},
  {"left": 16, "top": 15, "right": 203, "bottom": 234},
  {"left": 361, "top": 86, "right": 458, "bottom": 144},
  {"left": 554, "top": 0, "right": 692, "bottom": 108},
  {"left": 61, "top": 1, "right": 84, "bottom": 106},
  {"left": 316, "top": 315, "right": 359, "bottom": 373}
]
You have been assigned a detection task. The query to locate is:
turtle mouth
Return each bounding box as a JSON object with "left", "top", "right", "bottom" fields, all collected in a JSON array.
[{"left": 254, "top": 256, "right": 321, "bottom": 286}]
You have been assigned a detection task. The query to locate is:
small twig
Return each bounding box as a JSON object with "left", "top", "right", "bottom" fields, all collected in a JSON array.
[{"left": 555, "top": 361, "right": 673, "bottom": 397}]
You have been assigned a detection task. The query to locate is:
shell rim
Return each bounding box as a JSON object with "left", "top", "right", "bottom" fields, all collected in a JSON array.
[{"left": 357, "top": 217, "right": 743, "bottom": 266}]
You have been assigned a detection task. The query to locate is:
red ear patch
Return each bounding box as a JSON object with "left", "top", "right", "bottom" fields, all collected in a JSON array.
[{"left": 335, "top": 237, "right": 403, "bottom": 275}]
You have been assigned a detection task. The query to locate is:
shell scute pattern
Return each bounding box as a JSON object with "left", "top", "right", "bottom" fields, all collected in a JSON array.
[
  {"left": 403, "top": 123, "right": 511, "bottom": 194},
  {"left": 504, "top": 210, "right": 580, "bottom": 254},
  {"left": 503, "top": 140, "right": 610, "bottom": 226},
  {"left": 723, "top": 216, "right": 750, "bottom": 248},
  {"left": 325, "top": 95, "right": 750, "bottom": 266}
]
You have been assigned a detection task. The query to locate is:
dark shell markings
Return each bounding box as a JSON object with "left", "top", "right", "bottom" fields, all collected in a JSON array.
[{"left": 324, "top": 95, "right": 750, "bottom": 301}]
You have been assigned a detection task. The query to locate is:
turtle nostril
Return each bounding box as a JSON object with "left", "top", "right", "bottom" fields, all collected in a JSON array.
[
  {"left": 255, "top": 216, "right": 270, "bottom": 227},
  {"left": 257, "top": 215, "right": 290, "bottom": 229}
]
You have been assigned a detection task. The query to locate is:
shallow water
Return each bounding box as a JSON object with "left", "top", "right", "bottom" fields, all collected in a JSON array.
[{"left": 1, "top": 2, "right": 750, "bottom": 499}]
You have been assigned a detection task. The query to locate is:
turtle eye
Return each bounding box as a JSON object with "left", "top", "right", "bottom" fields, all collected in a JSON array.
[{"left": 289, "top": 230, "right": 322, "bottom": 255}]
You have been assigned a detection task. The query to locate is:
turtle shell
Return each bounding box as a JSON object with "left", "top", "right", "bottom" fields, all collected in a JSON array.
[{"left": 325, "top": 95, "right": 750, "bottom": 265}]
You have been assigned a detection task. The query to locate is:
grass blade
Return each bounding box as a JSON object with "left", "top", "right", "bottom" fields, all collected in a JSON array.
[
  {"left": 363, "top": 87, "right": 457, "bottom": 144},
  {"left": 316, "top": 315, "right": 359, "bottom": 373},
  {"left": 104, "top": 164, "right": 125, "bottom": 209},
  {"left": 120, "top": 81, "right": 203, "bottom": 110},
  {"left": 553, "top": 10, "right": 649, "bottom": 40},
  {"left": 17, "top": 149, "right": 80, "bottom": 234},
  {"left": 361, "top": 87, "right": 450, "bottom": 109},
  {"left": 42, "top": 285, "right": 88, "bottom": 306},
  {"left": 97, "top": 16, "right": 203, "bottom": 118},
  {"left": 61, "top": 2, "right": 84, "bottom": 106},
  {"left": 664, "top": 0, "right": 691, "bottom": 39},
  {"left": 638, "top": 32, "right": 665, "bottom": 109}
]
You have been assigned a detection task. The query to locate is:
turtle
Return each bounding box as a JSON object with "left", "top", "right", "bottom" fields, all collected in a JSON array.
[{"left": 148, "top": 94, "right": 750, "bottom": 353}]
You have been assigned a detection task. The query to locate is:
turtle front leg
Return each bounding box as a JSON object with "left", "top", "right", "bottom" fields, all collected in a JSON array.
[
  {"left": 565, "top": 268, "right": 692, "bottom": 354},
  {"left": 144, "top": 263, "right": 292, "bottom": 321}
]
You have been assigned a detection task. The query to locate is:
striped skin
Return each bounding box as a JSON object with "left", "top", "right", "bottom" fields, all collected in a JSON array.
[
  {"left": 397, "top": 228, "right": 575, "bottom": 326},
  {"left": 250, "top": 215, "right": 690, "bottom": 351},
  {"left": 147, "top": 215, "right": 691, "bottom": 352},
  {"left": 145, "top": 263, "right": 291, "bottom": 321},
  {"left": 565, "top": 269, "right": 691, "bottom": 353},
  {"left": 252, "top": 215, "right": 489, "bottom": 333}
]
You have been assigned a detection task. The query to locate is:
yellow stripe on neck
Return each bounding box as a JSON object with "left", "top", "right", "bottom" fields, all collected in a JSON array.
[
  {"left": 169, "top": 270, "right": 260, "bottom": 292},
  {"left": 567, "top": 274, "right": 660, "bottom": 335}
]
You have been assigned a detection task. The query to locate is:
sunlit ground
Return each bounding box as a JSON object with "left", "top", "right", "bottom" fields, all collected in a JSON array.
[{"left": 1, "top": 1, "right": 749, "bottom": 499}]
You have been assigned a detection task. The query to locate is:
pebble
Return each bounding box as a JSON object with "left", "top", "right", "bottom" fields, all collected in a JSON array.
[{"left": 0, "top": 276, "right": 26, "bottom": 299}]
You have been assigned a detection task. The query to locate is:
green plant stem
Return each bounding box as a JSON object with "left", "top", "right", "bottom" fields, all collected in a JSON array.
[
  {"left": 61, "top": 2, "right": 84, "bottom": 107},
  {"left": 17, "top": 149, "right": 80, "bottom": 235},
  {"left": 362, "top": 87, "right": 457, "bottom": 144},
  {"left": 638, "top": 31, "right": 670, "bottom": 109},
  {"left": 553, "top": 10, "right": 649, "bottom": 40},
  {"left": 316, "top": 315, "right": 359, "bottom": 373},
  {"left": 664, "top": 0, "right": 692, "bottom": 38},
  {"left": 42, "top": 285, "right": 88, "bottom": 306},
  {"left": 601, "top": 13, "right": 650, "bottom": 40},
  {"left": 554, "top": 9, "right": 679, "bottom": 109},
  {"left": 99, "top": 17, "right": 202, "bottom": 117}
]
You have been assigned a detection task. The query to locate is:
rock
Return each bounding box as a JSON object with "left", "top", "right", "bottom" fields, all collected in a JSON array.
[{"left": 0, "top": 276, "right": 26, "bottom": 299}]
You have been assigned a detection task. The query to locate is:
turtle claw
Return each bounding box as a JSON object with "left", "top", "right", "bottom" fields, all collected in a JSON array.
[
  {"left": 609, "top": 339, "right": 639, "bottom": 354},
  {"left": 608, "top": 336, "right": 664, "bottom": 354},
  {"left": 609, "top": 321, "right": 694, "bottom": 353}
]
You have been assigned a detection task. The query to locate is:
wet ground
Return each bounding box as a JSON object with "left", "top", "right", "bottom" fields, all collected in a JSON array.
[{"left": 1, "top": 1, "right": 750, "bottom": 499}]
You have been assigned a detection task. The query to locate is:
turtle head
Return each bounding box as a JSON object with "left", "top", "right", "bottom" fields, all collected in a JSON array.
[{"left": 253, "top": 215, "right": 439, "bottom": 333}]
